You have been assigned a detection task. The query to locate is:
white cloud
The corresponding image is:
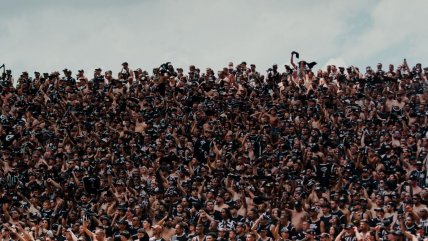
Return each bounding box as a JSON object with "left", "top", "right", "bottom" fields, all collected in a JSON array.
[
  {"left": 0, "top": 0, "right": 426, "bottom": 78},
  {"left": 339, "top": 0, "right": 428, "bottom": 68}
]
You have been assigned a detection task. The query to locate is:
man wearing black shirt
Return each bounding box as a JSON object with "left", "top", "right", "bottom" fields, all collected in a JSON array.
[
  {"left": 330, "top": 200, "right": 346, "bottom": 225},
  {"left": 82, "top": 172, "right": 100, "bottom": 195},
  {"left": 205, "top": 201, "right": 222, "bottom": 221},
  {"left": 113, "top": 220, "right": 129, "bottom": 241},
  {"left": 171, "top": 223, "right": 187, "bottom": 241},
  {"left": 235, "top": 222, "right": 247, "bottom": 241},
  {"left": 40, "top": 200, "right": 54, "bottom": 219},
  {"left": 130, "top": 217, "right": 143, "bottom": 240},
  {"left": 360, "top": 167, "right": 376, "bottom": 195},
  {"left": 409, "top": 161, "right": 426, "bottom": 188},
  {"left": 191, "top": 224, "right": 206, "bottom": 241},
  {"left": 229, "top": 205, "right": 244, "bottom": 223},
  {"left": 307, "top": 207, "right": 322, "bottom": 236},
  {"left": 189, "top": 189, "right": 203, "bottom": 210},
  {"left": 315, "top": 156, "right": 335, "bottom": 189},
  {"left": 149, "top": 225, "right": 165, "bottom": 241},
  {"left": 320, "top": 204, "right": 333, "bottom": 234}
]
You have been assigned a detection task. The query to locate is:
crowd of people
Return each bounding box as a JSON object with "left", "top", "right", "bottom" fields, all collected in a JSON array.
[{"left": 1, "top": 52, "right": 428, "bottom": 241}]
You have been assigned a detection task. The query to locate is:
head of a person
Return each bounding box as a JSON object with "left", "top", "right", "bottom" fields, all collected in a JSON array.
[
  {"left": 280, "top": 228, "right": 290, "bottom": 239},
  {"left": 405, "top": 216, "right": 415, "bottom": 227},
  {"left": 359, "top": 219, "right": 369, "bottom": 231},
  {"left": 319, "top": 233, "right": 331, "bottom": 241},
  {"left": 175, "top": 223, "right": 184, "bottom": 235},
  {"left": 206, "top": 233, "right": 216, "bottom": 241},
  {"left": 321, "top": 204, "right": 331, "bottom": 215},
  {"left": 259, "top": 228, "right": 268, "bottom": 237},
  {"left": 387, "top": 230, "right": 403, "bottom": 241},
  {"left": 142, "top": 219, "right": 151, "bottom": 229},
  {"left": 195, "top": 224, "right": 204, "bottom": 235},
  {"left": 220, "top": 208, "right": 230, "bottom": 219},
  {"left": 245, "top": 233, "right": 256, "bottom": 241},
  {"left": 95, "top": 228, "right": 106, "bottom": 241},
  {"left": 120, "top": 231, "right": 131, "bottom": 241},
  {"left": 235, "top": 222, "right": 245, "bottom": 234},
  {"left": 229, "top": 229, "right": 237, "bottom": 239}
]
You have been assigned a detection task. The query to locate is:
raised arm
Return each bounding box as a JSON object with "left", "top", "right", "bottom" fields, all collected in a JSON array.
[
  {"left": 82, "top": 220, "right": 96, "bottom": 239},
  {"left": 290, "top": 51, "right": 298, "bottom": 69}
]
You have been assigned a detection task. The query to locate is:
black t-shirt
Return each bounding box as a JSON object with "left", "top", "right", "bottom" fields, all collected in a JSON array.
[
  {"left": 320, "top": 214, "right": 333, "bottom": 233},
  {"left": 56, "top": 235, "right": 66, "bottom": 241},
  {"left": 308, "top": 219, "right": 321, "bottom": 236},
  {"left": 340, "top": 235, "right": 357, "bottom": 241},
  {"left": 171, "top": 233, "right": 188, "bottom": 241},
  {"left": 237, "top": 234, "right": 246, "bottom": 241},
  {"left": 230, "top": 214, "right": 244, "bottom": 223},
  {"left": 360, "top": 177, "right": 377, "bottom": 195},
  {"left": 207, "top": 210, "right": 222, "bottom": 221},
  {"left": 130, "top": 226, "right": 141, "bottom": 239},
  {"left": 331, "top": 209, "right": 346, "bottom": 225},
  {"left": 83, "top": 175, "right": 100, "bottom": 195},
  {"left": 40, "top": 208, "right": 54, "bottom": 219},
  {"left": 139, "top": 235, "right": 150, "bottom": 241},
  {"left": 316, "top": 163, "right": 334, "bottom": 188}
]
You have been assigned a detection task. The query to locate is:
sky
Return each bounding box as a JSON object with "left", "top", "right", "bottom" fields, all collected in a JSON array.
[{"left": 1, "top": 0, "right": 428, "bottom": 77}]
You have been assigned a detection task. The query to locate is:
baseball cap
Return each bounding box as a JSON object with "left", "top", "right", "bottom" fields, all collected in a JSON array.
[{"left": 345, "top": 223, "right": 354, "bottom": 229}]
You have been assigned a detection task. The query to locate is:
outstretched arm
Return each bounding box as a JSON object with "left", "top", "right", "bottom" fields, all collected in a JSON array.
[{"left": 291, "top": 52, "right": 297, "bottom": 69}]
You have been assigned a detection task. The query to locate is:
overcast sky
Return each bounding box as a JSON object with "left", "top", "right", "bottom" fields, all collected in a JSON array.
[{"left": 1, "top": 0, "right": 428, "bottom": 77}]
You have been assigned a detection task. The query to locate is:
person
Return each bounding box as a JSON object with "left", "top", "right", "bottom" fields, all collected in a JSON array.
[
  {"left": 170, "top": 223, "right": 187, "bottom": 241},
  {"left": 334, "top": 224, "right": 356, "bottom": 241},
  {"left": 206, "top": 233, "right": 217, "bottom": 241},
  {"left": 121, "top": 231, "right": 132, "bottom": 241},
  {"left": 235, "top": 222, "right": 247, "bottom": 241},
  {"left": 2, "top": 56, "right": 428, "bottom": 241},
  {"left": 245, "top": 233, "right": 256, "bottom": 241},
  {"left": 192, "top": 224, "right": 206, "bottom": 241},
  {"left": 149, "top": 225, "right": 164, "bottom": 241},
  {"left": 120, "top": 62, "right": 134, "bottom": 80},
  {"left": 136, "top": 228, "right": 150, "bottom": 241},
  {"left": 320, "top": 233, "right": 332, "bottom": 241},
  {"left": 82, "top": 220, "right": 106, "bottom": 241}
]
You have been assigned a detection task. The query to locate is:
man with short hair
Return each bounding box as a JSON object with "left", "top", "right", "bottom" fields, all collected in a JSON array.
[
  {"left": 121, "top": 231, "right": 132, "bottom": 241},
  {"left": 235, "top": 222, "right": 247, "bottom": 241},
  {"left": 149, "top": 225, "right": 165, "bottom": 241},
  {"left": 120, "top": 62, "right": 134, "bottom": 80},
  {"left": 206, "top": 233, "right": 217, "bottom": 241},
  {"left": 170, "top": 223, "right": 187, "bottom": 241},
  {"left": 330, "top": 200, "right": 346, "bottom": 225},
  {"left": 192, "top": 224, "right": 206, "bottom": 241},
  {"left": 205, "top": 201, "right": 221, "bottom": 221},
  {"left": 320, "top": 233, "right": 331, "bottom": 241}
]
